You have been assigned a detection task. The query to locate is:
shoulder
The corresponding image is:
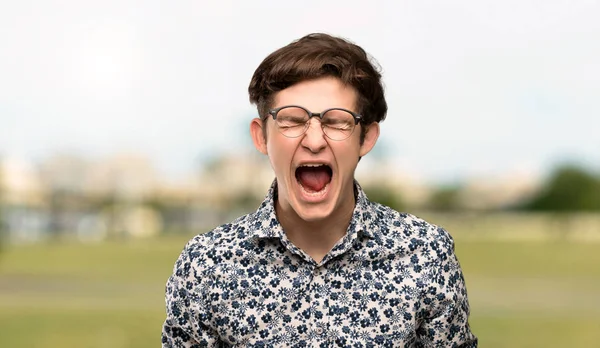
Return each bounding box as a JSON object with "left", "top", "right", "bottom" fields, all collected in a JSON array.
[
  {"left": 173, "top": 212, "right": 258, "bottom": 273},
  {"left": 368, "top": 201, "right": 456, "bottom": 258}
]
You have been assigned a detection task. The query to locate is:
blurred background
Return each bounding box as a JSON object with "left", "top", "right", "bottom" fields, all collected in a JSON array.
[{"left": 1, "top": 0, "right": 599, "bottom": 347}]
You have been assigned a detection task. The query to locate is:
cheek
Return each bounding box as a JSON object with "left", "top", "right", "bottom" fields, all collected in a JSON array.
[
  {"left": 332, "top": 143, "right": 360, "bottom": 167},
  {"left": 267, "top": 138, "right": 294, "bottom": 171}
]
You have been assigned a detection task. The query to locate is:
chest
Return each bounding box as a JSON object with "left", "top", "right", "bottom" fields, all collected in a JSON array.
[{"left": 202, "top": 255, "right": 425, "bottom": 347}]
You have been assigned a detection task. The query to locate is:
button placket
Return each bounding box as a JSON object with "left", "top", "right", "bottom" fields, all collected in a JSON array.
[{"left": 310, "top": 265, "right": 330, "bottom": 343}]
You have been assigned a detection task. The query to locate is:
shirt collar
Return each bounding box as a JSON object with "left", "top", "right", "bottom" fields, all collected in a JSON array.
[
  {"left": 350, "top": 180, "right": 376, "bottom": 239},
  {"left": 251, "top": 179, "right": 376, "bottom": 240}
]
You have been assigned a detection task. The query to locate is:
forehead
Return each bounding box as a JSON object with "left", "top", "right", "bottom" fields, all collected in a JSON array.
[{"left": 273, "top": 76, "right": 358, "bottom": 111}]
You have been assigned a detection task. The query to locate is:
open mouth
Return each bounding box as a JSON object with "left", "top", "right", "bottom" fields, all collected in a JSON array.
[{"left": 295, "top": 164, "right": 333, "bottom": 194}]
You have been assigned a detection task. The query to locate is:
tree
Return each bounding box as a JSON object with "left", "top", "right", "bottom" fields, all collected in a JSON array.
[
  {"left": 522, "top": 164, "right": 600, "bottom": 240},
  {"left": 428, "top": 185, "right": 462, "bottom": 212},
  {"left": 363, "top": 184, "right": 404, "bottom": 212},
  {"left": 524, "top": 165, "right": 600, "bottom": 211}
]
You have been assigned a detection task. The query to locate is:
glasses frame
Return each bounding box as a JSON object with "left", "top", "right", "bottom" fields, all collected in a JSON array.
[{"left": 267, "top": 105, "right": 363, "bottom": 141}]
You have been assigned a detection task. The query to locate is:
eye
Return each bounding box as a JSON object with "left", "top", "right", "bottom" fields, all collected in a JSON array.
[
  {"left": 322, "top": 109, "right": 354, "bottom": 129},
  {"left": 326, "top": 122, "right": 353, "bottom": 130},
  {"left": 276, "top": 107, "right": 308, "bottom": 127},
  {"left": 278, "top": 116, "right": 306, "bottom": 127}
]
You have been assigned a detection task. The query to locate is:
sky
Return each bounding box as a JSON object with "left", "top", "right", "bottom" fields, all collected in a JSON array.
[{"left": 1, "top": 0, "right": 599, "bottom": 184}]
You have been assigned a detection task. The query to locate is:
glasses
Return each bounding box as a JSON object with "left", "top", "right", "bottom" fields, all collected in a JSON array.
[{"left": 267, "top": 105, "right": 362, "bottom": 141}]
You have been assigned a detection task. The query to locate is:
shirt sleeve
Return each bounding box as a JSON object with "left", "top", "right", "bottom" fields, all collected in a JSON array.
[
  {"left": 162, "top": 244, "right": 221, "bottom": 347},
  {"left": 416, "top": 228, "right": 478, "bottom": 347}
]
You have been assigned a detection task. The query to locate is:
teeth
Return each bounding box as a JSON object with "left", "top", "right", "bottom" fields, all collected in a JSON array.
[{"left": 301, "top": 164, "right": 326, "bottom": 168}]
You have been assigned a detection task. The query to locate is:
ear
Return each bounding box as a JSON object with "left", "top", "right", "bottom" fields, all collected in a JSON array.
[
  {"left": 250, "top": 118, "right": 268, "bottom": 155},
  {"left": 359, "top": 122, "right": 380, "bottom": 157}
]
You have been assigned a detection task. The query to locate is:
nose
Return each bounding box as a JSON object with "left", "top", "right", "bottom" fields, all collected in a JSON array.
[{"left": 300, "top": 117, "right": 327, "bottom": 153}]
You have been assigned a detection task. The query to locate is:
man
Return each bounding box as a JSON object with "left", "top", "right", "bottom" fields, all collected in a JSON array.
[{"left": 162, "top": 33, "right": 477, "bottom": 347}]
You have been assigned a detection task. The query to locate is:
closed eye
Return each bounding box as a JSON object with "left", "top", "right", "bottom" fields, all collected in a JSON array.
[{"left": 277, "top": 115, "right": 307, "bottom": 127}]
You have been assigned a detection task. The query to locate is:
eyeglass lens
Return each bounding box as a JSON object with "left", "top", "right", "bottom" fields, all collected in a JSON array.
[{"left": 275, "top": 107, "right": 355, "bottom": 140}]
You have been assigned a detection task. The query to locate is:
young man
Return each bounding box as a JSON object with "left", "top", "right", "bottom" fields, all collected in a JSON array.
[{"left": 162, "top": 33, "right": 477, "bottom": 347}]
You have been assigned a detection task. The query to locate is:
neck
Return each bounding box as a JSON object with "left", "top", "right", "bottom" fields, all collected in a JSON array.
[{"left": 276, "top": 186, "right": 356, "bottom": 264}]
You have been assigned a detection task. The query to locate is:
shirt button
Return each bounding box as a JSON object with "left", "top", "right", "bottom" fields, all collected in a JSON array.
[{"left": 315, "top": 327, "right": 324, "bottom": 335}]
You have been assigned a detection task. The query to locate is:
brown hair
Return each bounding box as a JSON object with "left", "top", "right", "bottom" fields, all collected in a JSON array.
[{"left": 248, "top": 33, "right": 387, "bottom": 143}]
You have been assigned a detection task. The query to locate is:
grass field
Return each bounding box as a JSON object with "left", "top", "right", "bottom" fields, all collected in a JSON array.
[{"left": 1, "top": 234, "right": 599, "bottom": 347}]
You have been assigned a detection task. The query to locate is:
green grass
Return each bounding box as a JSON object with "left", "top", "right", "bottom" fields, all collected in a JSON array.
[
  {"left": 0, "top": 308, "right": 161, "bottom": 348},
  {"left": 471, "top": 313, "right": 600, "bottom": 348},
  {"left": 458, "top": 239, "right": 600, "bottom": 347},
  {"left": 0, "top": 238, "right": 185, "bottom": 282},
  {"left": 1, "top": 235, "right": 599, "bottom": 347},
  {"left": 0, "top": 237, "right": 185, "bottom": 348},
  {"left": 455, "top": 239, "right": 600, "bottom": 278}
]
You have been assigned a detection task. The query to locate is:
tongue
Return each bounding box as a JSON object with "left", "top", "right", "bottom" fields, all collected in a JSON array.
[{"left": 297, "top": 166, "right": 331, "bottom": 192}]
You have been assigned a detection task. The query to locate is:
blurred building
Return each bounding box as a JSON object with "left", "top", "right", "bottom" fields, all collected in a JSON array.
[
  {"left": 355, "top": 158, "right": 432, "bottom": 208},
  {"left": 83, "top": 153, "right": 159, "bottom": 200},
  {"left": 0, "top": 150, "right": 276, "bottom": 243},
  {"left": 0, "top": 153, "right": 164, "bottom": 243},
  {"left": 0, "top": 157, "right": 48, "bottom": 243},
  {"left": 0, "top": 150, "right": 552, "bottom": 244},
  {"left": 195, "top": 150, "right": 273, "bottom": 208},
  {"left": 458, "top": 171, "right": 542, "bottom": 210}
]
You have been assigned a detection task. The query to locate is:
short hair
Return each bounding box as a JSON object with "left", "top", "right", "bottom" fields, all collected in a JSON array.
[{"left": 248, "top": 33, "right": 387, "bottom": 143}]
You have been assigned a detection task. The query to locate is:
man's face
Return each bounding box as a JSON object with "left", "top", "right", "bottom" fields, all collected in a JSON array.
[{"left": 251, "top": 76, "right": 379, "bottom": 222}]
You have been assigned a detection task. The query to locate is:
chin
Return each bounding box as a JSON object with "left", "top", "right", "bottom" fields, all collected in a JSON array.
[{"left": 292, "top": 202, "right": 336, "bottom": 222}]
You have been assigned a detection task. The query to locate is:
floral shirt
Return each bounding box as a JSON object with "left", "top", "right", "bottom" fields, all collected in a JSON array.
[{"left": 162, "top": 181, "right": 477, "bottom": 347}]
